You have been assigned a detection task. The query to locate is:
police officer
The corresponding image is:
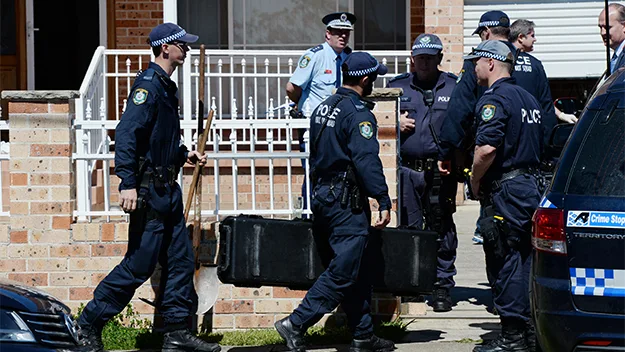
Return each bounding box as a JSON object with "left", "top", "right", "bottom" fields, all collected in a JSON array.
[
  {"left": 76, "top": 23, "right": 220, "bottom": 352},
  {"left": 509, "top": 19, "right": 578, "bottom": 124},
  {"left": 288, "top": 12, "right": 356, "bottom": 213},
  {"left": 275, "top": 52, "right": 394, "bottom": 352},
  {"left": 438, "top": 10, "right": 556, "bottom": 247},
  {"left": 466, "top": 41, "right": 543, "bottom": 352},
  {"left": 287, "top": 12, "right": 355, "bottom": 116},
  {"left": 438, "top": 10, "right": 556, "bottom": 173},
  {"left": 386, "top": 33, "right": 458, "bottom": 312}
]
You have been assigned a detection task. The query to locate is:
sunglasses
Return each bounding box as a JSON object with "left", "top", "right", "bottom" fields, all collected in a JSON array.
[{"left": 168, "top": 41, "right": 190, "bottom": 51}]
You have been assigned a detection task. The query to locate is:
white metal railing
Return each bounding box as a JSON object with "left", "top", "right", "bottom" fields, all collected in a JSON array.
[
  {"left": 0, "top": 117, "right": 9, "bottom": 217},
  {"left": 73, "top": 47, "right": 410, "bottom": 221}
]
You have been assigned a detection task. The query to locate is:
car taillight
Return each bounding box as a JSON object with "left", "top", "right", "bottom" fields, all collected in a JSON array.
[
  {"left": 532, "top": 208, "right": 566, "bottom": 255},
  {"left": 581, "top": 340, "right": 612, "bottom": 346}
]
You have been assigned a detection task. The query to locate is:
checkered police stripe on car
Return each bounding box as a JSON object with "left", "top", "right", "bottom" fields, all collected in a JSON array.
[
  {"left": 539, "top": 196, "right": 556, "bottom": 209},
  {"left": 411, "top": 43, "right": 443, "bottom": 50},
  {"left": 471, "top": 50, "right": 508, "bottom": 62},
  {"left": 150, "top": 29, "right": 187, "bottom": 47},
  {"left": 570, "top": 268, "right": 625, "bottom": 297},
  {"left": 346, "top": 63, "right": 380, "bottom": 76},
  {"left": 478, "top": 20, "right": 501, "bottom": 28}
]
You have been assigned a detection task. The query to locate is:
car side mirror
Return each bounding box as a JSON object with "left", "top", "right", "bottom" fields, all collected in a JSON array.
[
  {"left": 554, "top": 97, "right": 583, "bottom": 116},
  {"left": 549, "top": 123, "right": 575, "bottom": 152}
]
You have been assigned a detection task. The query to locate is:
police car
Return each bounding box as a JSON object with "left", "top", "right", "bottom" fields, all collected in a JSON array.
[{"left": 531, "top": 68, "right": 625, "bottom": 352}]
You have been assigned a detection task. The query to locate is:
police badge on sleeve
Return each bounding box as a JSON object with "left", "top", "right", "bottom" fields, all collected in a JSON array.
[
  {"left": 299, "top": 56, "right": 311, "bottom": 68},
  {"left": 359, "top": 121, "right": 373, "bottom": 139},
  {"left": 481, "top": 104, "right": 496, "bottom": 121},
  {"left": 133, "top": 88, "right": 149, "bottom": 105}
]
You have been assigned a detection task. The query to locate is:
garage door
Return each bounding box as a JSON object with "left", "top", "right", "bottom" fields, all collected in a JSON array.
[{"left": 464, "top": 1, "right": 608, "bottom": 78}]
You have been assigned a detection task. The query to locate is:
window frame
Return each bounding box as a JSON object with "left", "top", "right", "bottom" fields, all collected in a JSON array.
[{"left": 165, "top": 0, "right": 411, "bottom": 50}]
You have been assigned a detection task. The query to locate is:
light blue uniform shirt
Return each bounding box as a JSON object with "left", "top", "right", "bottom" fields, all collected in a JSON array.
[{"left": 290, "top": 42, "right": 351, "bottom": 117}]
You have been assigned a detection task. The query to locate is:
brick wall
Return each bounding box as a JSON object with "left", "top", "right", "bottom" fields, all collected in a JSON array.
[
  {"left": 410, "top": 0, "right": 425, "bottom": 44},
  {"left": 0, "top": 89, "right": 405, "bottom": 329},
  {"left": 424, "top": 0, "right": 465, "bottom": 74},
  {"left": 114, "top": 0, "right": 164, "bottom": 49}
]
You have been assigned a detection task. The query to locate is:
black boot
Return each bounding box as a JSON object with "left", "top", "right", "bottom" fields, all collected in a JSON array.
[
  {"left": 275, "top": 317, "right": 306, "bottom": 352},
  {"left": 75, "top": 326, "right": 104, "bottom": 352},
  {"left": 349, "top": 335, "right": 396, "bottom": 352},
  {"left": 432, "top": 287, "right": 453, "bottom": 312},
  {"left": 162, "top": 329, "right": 221, "bottom": 352},
  {"left": 473, "top": 319, "right": 529, "bottom": 352}
]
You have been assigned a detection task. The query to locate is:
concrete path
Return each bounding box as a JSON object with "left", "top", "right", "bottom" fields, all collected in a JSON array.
[
  {"left": 120, "top": 203, "right": 495, "bottom": 351},
  {"left": 219, "top": 202, "right": 497, "bottom": 352}
]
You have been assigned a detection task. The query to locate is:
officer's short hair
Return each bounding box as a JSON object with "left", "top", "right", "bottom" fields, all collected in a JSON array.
[
  {"left": 509, "top": 19, "right": 535, "bottom": 42},
  {"left": 149, "top": 38, "right": 163, "bottom": 57},
  {"left": 489, "top": 26, "right": 510, "bottom": 38},
  {"left": 498, "top": 60, "right": 514, "bottom": 74}
]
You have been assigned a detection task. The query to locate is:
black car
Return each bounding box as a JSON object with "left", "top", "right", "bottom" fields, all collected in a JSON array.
[
  {"left": 531, "top": 68, "right": 625, "bottom": 352},
  {"left": 0, "top": 279, "right": 80, "bottom": 351}
]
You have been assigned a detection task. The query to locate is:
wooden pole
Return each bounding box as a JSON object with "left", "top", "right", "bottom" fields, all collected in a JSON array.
[{"left": 185, "top": 45, "right": 213, "bottom": 223}]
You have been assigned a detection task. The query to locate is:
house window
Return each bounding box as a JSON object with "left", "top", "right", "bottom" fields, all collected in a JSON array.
[
  {"left": 176, "top": 0, "right": 408, "bottom": 50},
  {"left": 353, "top": 0, "right": 407, "bottom": 50},
  {"left": 231, "top": 0, "right": 350, "bottom": 50},
  {"left": 177, "top": 0, "right": 228, "bottom": 49}
]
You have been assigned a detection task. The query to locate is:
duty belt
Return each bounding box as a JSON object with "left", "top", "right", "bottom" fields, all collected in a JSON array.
[
  {"left": 492, "top": 168, "right": 531, "bottom": 190},
  {"left": 402, "top": 158, "right": 436, "bottom": 172},
  {"left": 152, "top": 165, "right": 178, "bottom": 187}
]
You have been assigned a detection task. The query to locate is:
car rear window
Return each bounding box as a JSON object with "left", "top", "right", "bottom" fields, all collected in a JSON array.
[{"left": 566, "top": 107, "right": 625, "bottom": 197}]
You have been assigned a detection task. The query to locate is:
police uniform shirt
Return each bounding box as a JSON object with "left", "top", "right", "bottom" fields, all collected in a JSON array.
[
  {"left": 310, "top": 87, "right": 391, "bottom": 210},
  {"left": 438, "top": 41, "right": 556, "bottom": 160},
  {"left": 387, "top": 71, "right": 456, "bottom": 160},
  {"left": 290, "top": 42, "right": 351, "bottom": 116},
  {"left": 474, "top": 77, "right": 543, "bottom": 177},
  {"left": 115, "top": 62, "right": 188, "bottom": 191}
]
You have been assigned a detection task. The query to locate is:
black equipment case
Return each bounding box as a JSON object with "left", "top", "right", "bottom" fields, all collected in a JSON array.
[{"left": 217, "top": 215, "right": 438, "bottom": 295}]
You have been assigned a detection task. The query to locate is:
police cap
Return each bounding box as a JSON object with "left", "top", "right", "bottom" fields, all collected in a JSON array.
[
  {"left": 463, "top": 40, "right": 514, "bottom": 64},
  {"left": 149, "top": 22, "right": 199, "bottom": 47},
  {"left": 343, "top": 52, "right": 388, "bottom": 77},
  {"left": 472, "top": 10, "right": 510, "bottom": 35},
  {"left": 411, "top": 33, "right": 444, "bottom": 56},
  {"left": 322, "top": 12, "right": 357, "bottom": 31}
]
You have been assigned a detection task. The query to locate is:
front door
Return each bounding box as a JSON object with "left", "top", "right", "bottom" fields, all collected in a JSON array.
[
  {"left": 32, "top": 0, "right": 100, "bottom": 90},
  {"left": 0, "top": 0, "right": 26, "bottom": 95}
]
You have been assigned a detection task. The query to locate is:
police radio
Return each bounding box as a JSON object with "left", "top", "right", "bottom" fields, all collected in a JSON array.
[{"left": 423, "top": 89, "right": 434, "bottom": 107}]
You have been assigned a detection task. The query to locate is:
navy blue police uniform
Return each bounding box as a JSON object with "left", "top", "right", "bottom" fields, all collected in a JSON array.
[
  {"left": 275, "top": 53, "right": 394, "bottom": 352},
  {"left": 465, "top": 41, "right": 544, "bottom": 351},
  {"left": 77, "top": 25, "right": 220, "bottom": 352},
  {"left": 438, "top": 11, "right": 556, "bottom": 163},
  {"left": 386, "top": 34, "right": 459, "bottom": 295}
]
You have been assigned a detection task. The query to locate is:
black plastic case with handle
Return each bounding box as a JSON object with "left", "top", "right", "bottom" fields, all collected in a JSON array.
[{"left": 217, "top": 215, "right": 438, "bottom": 295}]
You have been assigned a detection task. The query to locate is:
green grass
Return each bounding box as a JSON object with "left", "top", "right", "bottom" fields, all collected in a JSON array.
[
  {"left": 75, "top": 304, "right": 411, "bottom": 350},
  {"left": 454, "top": 338, "right": 482, "bottom": 344}
]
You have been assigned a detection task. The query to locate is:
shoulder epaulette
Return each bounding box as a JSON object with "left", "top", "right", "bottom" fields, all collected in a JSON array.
[
  {"left": 140, "top": 68, "right": 156, "bottom": 82},
  {"left": 389, "top": 72, "right": 410, "bottom": 83},
  {"left": 310, "top": 44, "right": 324, "bottom": 53}
]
